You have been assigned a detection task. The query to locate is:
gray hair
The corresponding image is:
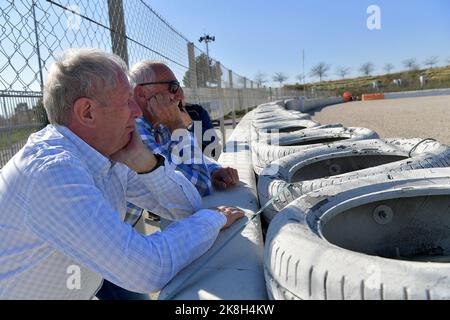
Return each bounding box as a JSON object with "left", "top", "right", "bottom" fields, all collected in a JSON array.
[
  {"left": 128, "top": 60, "right": 167, "bottom": 88},
  {"left": 43, "top": 48, "right": 128, "bottom": 125}
]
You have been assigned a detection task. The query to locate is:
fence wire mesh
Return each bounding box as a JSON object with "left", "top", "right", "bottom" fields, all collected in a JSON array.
[{"left": 0, "top": 0, "right": 303, "bottom": 167}]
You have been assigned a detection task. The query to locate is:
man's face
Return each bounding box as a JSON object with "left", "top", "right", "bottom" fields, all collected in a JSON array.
[
  {"left": 137, "top": 65, "right": 185, "bottom": 123},
  {"left": 94, "top": 70, "right": 142, "bottom": 156}
]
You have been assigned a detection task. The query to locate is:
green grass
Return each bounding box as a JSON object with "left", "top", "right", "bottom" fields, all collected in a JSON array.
[
  {"left": 0, "top": 127, "right": 40, "bottom": 149},
  {"left": 223, "top": 107, "right": 256, "bottom": 120},
  {"left": 286, "top": 66, "right": 450, "bottom": 97}
]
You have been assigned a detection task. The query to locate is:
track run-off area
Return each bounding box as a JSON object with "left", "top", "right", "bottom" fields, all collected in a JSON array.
[{"left": 310, "top": 95, "right": 450, "bottom": 146}]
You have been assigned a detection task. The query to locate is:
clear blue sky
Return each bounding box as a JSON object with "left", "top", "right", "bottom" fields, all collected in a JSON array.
[{"left": 148, "top": 0, "right": 450, "bottom": 87}]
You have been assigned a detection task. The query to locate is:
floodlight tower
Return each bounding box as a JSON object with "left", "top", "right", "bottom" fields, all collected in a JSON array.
[
  {"left": 199, "top": 34, "right": 215, "bottom": 86},
  {"left": 199, "top": 34, "right": 215, "bottom": 64}
]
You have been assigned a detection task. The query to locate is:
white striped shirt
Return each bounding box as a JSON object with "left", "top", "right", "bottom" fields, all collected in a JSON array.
[{"left": 0, "top": 125, "right": 226, "bottom": 299}]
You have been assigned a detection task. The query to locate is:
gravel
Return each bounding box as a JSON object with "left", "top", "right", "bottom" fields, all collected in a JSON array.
[{"left": 310, "top": 95, "right": 450, "bottom": 146}]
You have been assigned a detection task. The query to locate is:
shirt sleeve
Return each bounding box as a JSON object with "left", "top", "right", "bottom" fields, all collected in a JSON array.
[
  {"left": 161, "top": 128, "right": 215, "bottom": 197},
  {"left": 204, "top": 154, "right": 222, "bottom": 174},
  {"left": 125, "top": 157, "right": 202, "bottom": 221},
  {"left": 25, "top": 161, "right": 227, "bottom": 293}
]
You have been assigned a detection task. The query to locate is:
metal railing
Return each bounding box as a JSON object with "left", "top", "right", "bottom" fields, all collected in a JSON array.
[
  {"left": 0, "top": 0, "right": 306, "bottom": 167},
  {"left": 0, "top": 90, "right": 47, "bottom": 165}
]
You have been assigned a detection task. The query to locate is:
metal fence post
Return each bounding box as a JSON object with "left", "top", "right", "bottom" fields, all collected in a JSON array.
[
  {"left": 243, "top": 77, "right": 248, "bottom": 113},
  {"left": 108, "top": 0, "right": 129, "bottom": 66},
  {"left": 31, "top": 0, "right": 44, "bottom": 91},
  {"left": 229, "top": 69, "right": 236, "bottom": 129},
  {"left": 215, "top": 62, "right": 222, "bottom": 90},
  {"left": 2, "top": 1, "right": 310, "bottom": 168},
  {"left": 187, "top": 42, "right": 198, "bottom": 88},
  {"left": 250, "top": 80, "right": 254, "bottom": 109},
  {"left": 216, "top": 62, "right": 225, "bottom": 147}
]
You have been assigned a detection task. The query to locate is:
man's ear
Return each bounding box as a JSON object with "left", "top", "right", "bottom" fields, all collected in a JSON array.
[
  {"left": 135, "top": 85, "right": 147, "bottom": 101},
  {"left": 133, "top": 86, "right": 147, "bottom": 114},
  {"left": 72, "top": 97, "right": 96, "bottom": 128}
]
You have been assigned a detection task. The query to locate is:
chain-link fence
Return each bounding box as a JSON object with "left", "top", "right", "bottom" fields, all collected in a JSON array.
[{"left": 0, "top": 0, "right": 306, "bottom": 167}]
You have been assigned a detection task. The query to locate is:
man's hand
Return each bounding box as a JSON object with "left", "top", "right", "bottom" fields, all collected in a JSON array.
[
  {"left": 146, "top": 93, "right": 186, "bottom": 132},
  {"left": 179, "top": 103, "right": 193, "bottom": 128},
  {"left": 211, "top": 167, "right": 240, "bottom": 190},
  {"left": 110, "top": 126, "right": 158, "bottom": 173},
  {"left": 212, "top": 206, "right": 245, "bottom": 230}
]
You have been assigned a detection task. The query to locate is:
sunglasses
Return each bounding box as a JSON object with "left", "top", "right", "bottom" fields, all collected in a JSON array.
[{"left": 139, "top": 80, "right": 180, "bottom": 94}]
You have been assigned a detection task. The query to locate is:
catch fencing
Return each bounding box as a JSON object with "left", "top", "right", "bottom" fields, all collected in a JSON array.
[{"left": 0, "top": 0, "right": 304, "bottom": 167}]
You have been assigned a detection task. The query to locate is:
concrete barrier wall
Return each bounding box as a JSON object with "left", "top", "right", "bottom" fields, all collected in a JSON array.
[
  {"left": 303, "top": 97, "right": 343, "bottom": 111},
  {"left": 159, "top": 111, "right": 267, "bottom": 300},
  {"left": 285, "top": 96, "right": 344, "bottom": 112},
  {"left": 384, "top": 88, "right": 450, "bottom": 100}
]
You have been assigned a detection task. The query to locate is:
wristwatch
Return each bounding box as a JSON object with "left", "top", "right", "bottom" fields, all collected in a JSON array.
[{"left": 152, "top": 154, "right": 165, "bottom": 171}]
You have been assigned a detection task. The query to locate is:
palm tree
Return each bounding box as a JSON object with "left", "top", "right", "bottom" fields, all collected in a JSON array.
[
  {"left": 272, "top": 72, "right": 288, "bottom": 87},
  {"left": 424, "top": 56, "right": 439, "bottom": 69},
  {"left": 296, "top": 74, "right": 304, "bottom": 83}
]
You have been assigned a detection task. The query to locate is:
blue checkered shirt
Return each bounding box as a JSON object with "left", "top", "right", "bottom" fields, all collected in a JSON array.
[
  {"left": 0, "top": 125, "right": 226, "bottom": 299},
  {"left": 125, "top": 118, "right": 221, "bottom": 225}
]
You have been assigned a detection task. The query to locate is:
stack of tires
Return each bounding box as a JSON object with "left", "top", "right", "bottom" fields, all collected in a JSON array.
[{"left": 250, "top": 101, "right": 450, "bottom": 300}]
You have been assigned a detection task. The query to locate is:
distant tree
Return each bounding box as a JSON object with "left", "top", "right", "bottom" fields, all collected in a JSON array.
[
  {"left": 295, "top": 74, "right": 305, "bottom": 83},
  {"left": 254, "top": 72, "right": 267, "bottom": 87},
  {"left": 424, "top": 56, "right": 439, "bottom": 69},
  {"left": 310, "top": 62, "right": 330, "bottom": 82},
  {"left": 359, "top": 62, "right": 375, "bottom": 76},
  {"left": 403, "top": 58, "right": 419, "bottom": 72},
  {"left": 11, "top": 102, "right": 31, "bottom": 125},
  {"left": 336, "top": 66, "right": 351, "bottom": 79},
  {"left": 15, "top": 102, "right": 29, "bottom": 113},
  {"left": 182, "top": 53, "right": 222, "bottom": 87},
  {"left": 383, "top": 63, "right": 394, "bottom": 74},
  {"left": 272, "top": 72, "right": 288, "bottom": 87}
]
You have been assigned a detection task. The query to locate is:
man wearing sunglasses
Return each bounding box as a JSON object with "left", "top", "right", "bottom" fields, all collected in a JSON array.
[
  {"left": 94, "top": 61, "right": 241, "bottom": 300},
  {"left": 0, "top": 49, "right": 245, "bottom": 300},
  {"left": 127, "top": 61, "right": 239, "bottom": 204}
]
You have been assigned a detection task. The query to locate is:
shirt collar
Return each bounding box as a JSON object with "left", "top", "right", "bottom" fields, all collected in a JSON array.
[{"left": 53, "top": 125, "right": 112, "bottom": 177}]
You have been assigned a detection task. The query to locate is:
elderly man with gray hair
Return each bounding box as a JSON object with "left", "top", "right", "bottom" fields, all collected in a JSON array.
[
  {"left": 123, "top": 61, "right": 240, "bottom": 224},
  {"left": 129, "top": 60, "right": 240, "bottom": 191},
  {"left": 0, "top": 48, "right": 244, "bottom": 300}
]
